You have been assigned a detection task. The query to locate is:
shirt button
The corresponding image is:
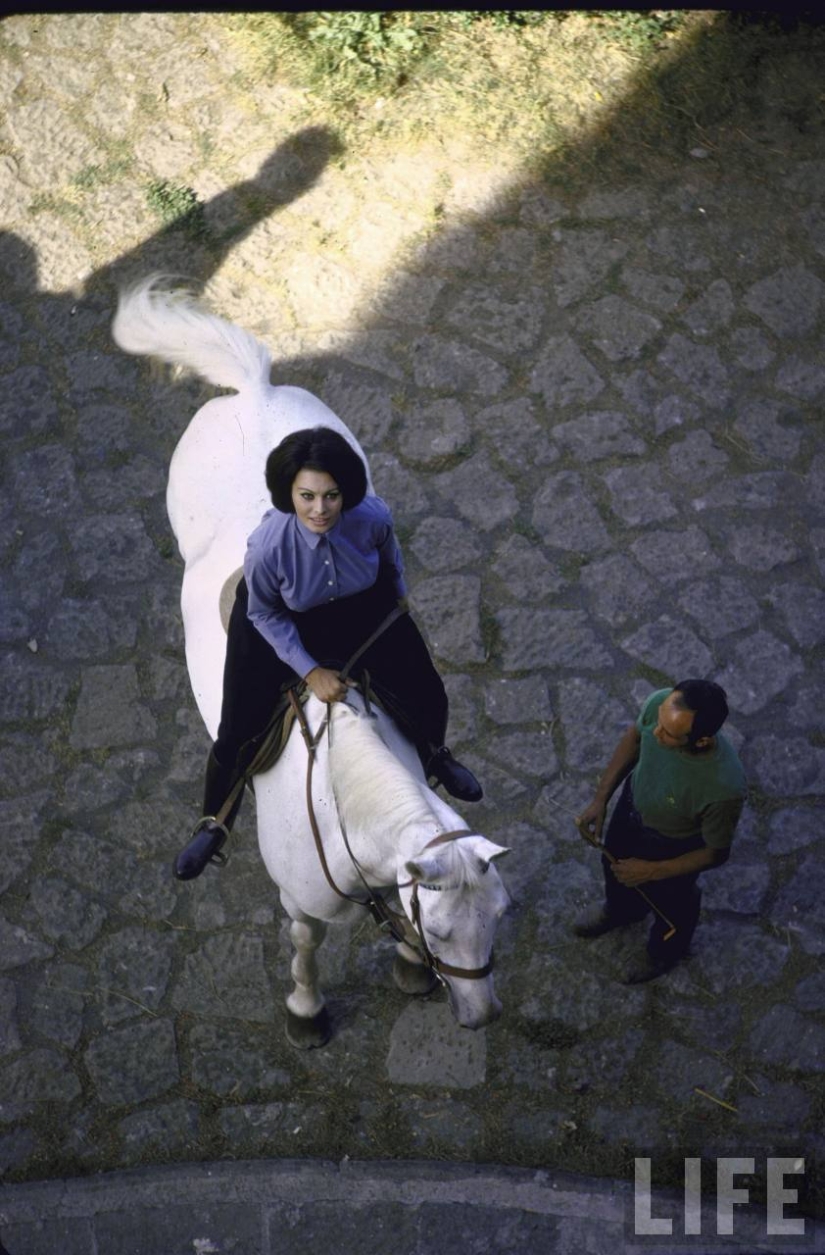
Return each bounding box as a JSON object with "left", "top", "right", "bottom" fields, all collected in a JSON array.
[{"left": 328, "top": 580, "right": 333, "bottom": 585}]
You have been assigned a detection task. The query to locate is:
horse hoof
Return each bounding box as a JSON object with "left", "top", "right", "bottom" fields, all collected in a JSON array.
[
  {"left": 285, "top": 1006, "right": 331, "bottom": 1050},
  {"left": 393, "top": 953, "right": 438, "bottom": 996}
]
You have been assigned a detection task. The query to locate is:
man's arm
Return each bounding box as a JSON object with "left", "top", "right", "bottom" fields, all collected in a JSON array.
[
  {"left": 613, "top": 844, "right": 729, "bottom": 887},
  {"left": 577, "top": 723, "right": 640, "bottom": 842}
]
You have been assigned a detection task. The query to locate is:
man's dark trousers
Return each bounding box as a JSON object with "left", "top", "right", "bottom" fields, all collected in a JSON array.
[{"left": 602, "top": 778, "right": 707, "bottom": 964}]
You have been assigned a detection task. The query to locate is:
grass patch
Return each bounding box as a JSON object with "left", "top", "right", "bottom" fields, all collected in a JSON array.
[
  {"left": 217, "top": 11, "right": 825, "bottom": 186},
  {"left": 145, "top": 180, "right": 207, "bottom": 239}
]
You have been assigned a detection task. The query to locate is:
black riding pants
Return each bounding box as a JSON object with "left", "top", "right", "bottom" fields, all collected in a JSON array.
[
  {"left": 214, "top": 578, "right": 448, "bottom": 775},
  {"left": 602, "top": 777, "right": 706, "bottom": 963}
]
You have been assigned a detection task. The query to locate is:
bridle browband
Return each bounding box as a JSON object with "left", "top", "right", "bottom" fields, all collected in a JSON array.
[{"left": 286, "top": 685, "right": 495, "bottom": 984}]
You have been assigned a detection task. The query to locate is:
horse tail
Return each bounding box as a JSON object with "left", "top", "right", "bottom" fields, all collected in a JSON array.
[{"left": 111, "top": 274, "right": 272, "bottom": 394}]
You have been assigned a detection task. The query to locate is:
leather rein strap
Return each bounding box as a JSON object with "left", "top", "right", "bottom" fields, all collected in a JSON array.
[{"left": 285, "top": 611, "right": 495, "bottom": 982}]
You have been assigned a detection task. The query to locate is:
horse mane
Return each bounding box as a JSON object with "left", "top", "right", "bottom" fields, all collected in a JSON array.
[{"left": 327, "top": 705, "right": 484, "bottom": 888}]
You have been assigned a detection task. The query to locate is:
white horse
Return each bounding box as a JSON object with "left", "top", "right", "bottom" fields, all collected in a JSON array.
[{"left": 112, "top": 277, "right": 510, "bottom": 1046}]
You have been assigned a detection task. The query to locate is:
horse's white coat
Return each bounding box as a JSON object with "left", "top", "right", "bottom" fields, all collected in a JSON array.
[{"left": 113, "top": 278, "right": 509, "bottom": 1033}]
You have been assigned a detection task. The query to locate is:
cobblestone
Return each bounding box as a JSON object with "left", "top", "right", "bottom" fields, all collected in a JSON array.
[{"left": 1, "top": 12, "right": 823, "bottom": 1241}]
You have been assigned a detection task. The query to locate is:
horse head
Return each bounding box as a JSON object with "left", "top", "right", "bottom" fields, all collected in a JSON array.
[{"left": 403, "top": 833, "right": 511, "bottom": 1030}]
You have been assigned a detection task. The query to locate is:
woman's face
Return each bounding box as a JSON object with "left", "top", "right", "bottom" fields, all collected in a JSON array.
[{"left": 291, "top": 469, "right": 343, "bottom": 534}]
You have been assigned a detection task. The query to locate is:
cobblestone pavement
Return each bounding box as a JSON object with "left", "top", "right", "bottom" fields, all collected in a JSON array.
[{"left": 1, "top": 11, "right": 824, "bottom": 1250}]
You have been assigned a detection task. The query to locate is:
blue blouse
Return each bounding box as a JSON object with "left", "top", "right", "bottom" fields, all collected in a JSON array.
[{"left": 244, "top": 495, "right": 407, "bottom": 678}]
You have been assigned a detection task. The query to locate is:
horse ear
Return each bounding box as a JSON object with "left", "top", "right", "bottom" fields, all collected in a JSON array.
[
  {"left": 405, "top": 854, "right": 444, "bottom": 882},
  {"left": 466, "top": 836, "right": 510, "bottom": 865}
]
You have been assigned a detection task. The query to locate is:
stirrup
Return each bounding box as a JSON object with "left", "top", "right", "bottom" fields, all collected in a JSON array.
[{"left": 193, "top": 816, "right": 231, "bottom": 867}]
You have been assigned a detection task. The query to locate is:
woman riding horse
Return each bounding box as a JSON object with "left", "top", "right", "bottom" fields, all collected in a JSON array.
[{"left": 175, "top": 425, "right": 483, "bottom": 880}]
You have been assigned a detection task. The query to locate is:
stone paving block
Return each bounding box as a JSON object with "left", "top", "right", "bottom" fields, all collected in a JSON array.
[
  {"left": 491, "top": 534, "right": 565, "bottom": 602},
  {"left": 658, "top": 334, "right": 730, "bottom": 406},
  {"left": 445, "top": 285, "right": 544, "bottom": 354},
  {"left": 0, "top": 978, "right": 21, "bottom": 1056},
  {"left": 25, "top": 876, "right": 107, "bottom": 951},
  {"left": 767, "top": 582, "right": 825, "bottom": 648},
  {"left": 551, "top": 229, "right": 629, "bottom": 308},
  {"left": 0, "top": 917, "right": 55, "bottom": 970},
  {"left": 22, "top": 962, "right": 87, "bottom": 1049},
  {"left": 473, "top": 397, "right": 559, "bottom": 467},
  {"left": 556, "top": 677, "right": 633, "bottom": 774},
  {"left": 749, "top": 1005, "right": 825, "bottom": 1072},
  {"left": 96, "top": 926, "right": 179, "bottom": 1025},
  {"left": 69, "top": 664, "right": 157, "bottom": 750},
  {"left": 714, "top": 629, "right": 804, "bottom": 715},
  {"left": 691, "top": 470, "right": 791, "bottom": 513},
  {"left": 770, "top": 856, "right": 825, "bottom": 957},
  {"left": 670, "top": 920, "right": 790, "bottom": 998},
  {"left": 532, "top": 471, "right": 612, "bottom": 552},
  {"left": 405, "top": 1096, "right": 483, "bottom": 1154},
  {"left": 410, "top": 573, "right": 484, "bottom": 665},
  {"left": 67, "top": 513, "right": 162, "bottom": 584},
  {"left": 0, "top": 652, "right": 72, "bottom": 723},
  {"left": 734, "top": 398, "right": 803, "bottom": 462},
  {"left": 498, "top": 608, "right": 613, "bottom": 673},
  {"left": 728, "top": 325, "right": 776, "bottom": 370},
  {"left": 631, "top": 525, "right": 721, "bottom": 583},
  {"left": 398, "top": 399, "right": 470, "bottom": 465},
  {"left": 84, "top": 1018, "right": 179, "bottom": 1106},
  {"left": 553, "top": 411, "right": 648, "bottom": 462},
  {"left": 171, "top": 932, "right": 276, "bottom": 1023},
  {"left": 409, "top": 516, "right": 481, "bottom": 574},
  {"left": 602, "top": 465, "right": 678, "bottom": 525},
  {"left": 743, "top": 265, "right": 824, "bottom": 337},
  {"left": 0, "top": 794, "right": 48, "bottom": 895},
  {"left": 0, "top": 1048, "right": 81, "bottom": 1105},
  {"left": 410, "top": 333, "right": 508, "bottom": 394},
  {"left": 621, "top": 616, "right": 713, "bottom": 678},
  {"left": 676, "top": 576, "right": 761, "bottom": 637},
  {"left": 579, "top": 554, "right": 658, "bottom": 627},
  {"left": 432, "top": 451, "right": 518, "bottom": 532},
  {"left": 767, "top": 807, "right": 820, "bottom": 855},
  {"left": 668, "top": 429, "right": 730, "bottom": 481},
  {"left": 681, "top": 278, "right": 735, "bottom": 335},
  {"left": 621, "top": 266, "right": 685, "bottom": 312},
  {"left": 702, "top": 861, "right": 771, "bottom": 915},
  {"left": 117, "top": 1100, "right": 201, "bottom": 1162},
  {"left": 575, "top": 295, "right": 662, "bottom": 362},
  {"left": 776, "top": 354, "right": 825, "bottom": 401},
  {"left": 188, "top": 1022, "right": 291, "bottom": 1099},
  {"left": 95, "top": 1204, "right": 265, "bottom": 1255},
  {"left": 386, "top": 1002, "right": 486, "bottom": 1088},
  {"left": 483, "top": 676, "right": 553, "bottom": 726},
  {"left": 529, "top": 334, "right": 605, "bottom": 408},
  {"left": 744, "top": 735, "right": 825, "bottom": 797}
]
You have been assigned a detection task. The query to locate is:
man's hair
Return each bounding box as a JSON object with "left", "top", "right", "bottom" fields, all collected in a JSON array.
[
  {"left": 672, "top": 679, "right": 729, "bottom": 744},
  {"left": 265, "top": 426, "right": 368, "bottom": 513}
]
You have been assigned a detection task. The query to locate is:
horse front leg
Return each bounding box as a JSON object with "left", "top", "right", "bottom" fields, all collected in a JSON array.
[
  {"left": 392, "top": 939, "right": 438, "bottom": 996},
  {"left": 283, "top": 907, "right": 331, "bottom": 1049}
]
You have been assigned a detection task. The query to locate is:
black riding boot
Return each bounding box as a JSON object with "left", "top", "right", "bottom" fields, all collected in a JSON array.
[
  {"left": 174, "top": 748, "right": 244, "bottom": 881},
  {"left": 425, "top": 745, "right": 483, "bottom": 804}
]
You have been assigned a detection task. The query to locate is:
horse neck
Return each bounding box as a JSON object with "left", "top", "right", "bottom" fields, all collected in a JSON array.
[{"left": 328, "top": 707, "right": 446, "bottom": 879}]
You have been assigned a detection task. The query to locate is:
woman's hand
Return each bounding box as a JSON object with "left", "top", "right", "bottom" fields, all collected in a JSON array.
[{"left": 304, "top": 666, "right": 353, "bottom": 704}]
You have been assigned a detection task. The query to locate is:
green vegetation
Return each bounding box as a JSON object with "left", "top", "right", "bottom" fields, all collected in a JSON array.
[
  {"left": 220, "top": 10, "right": 825, "bottom": 183},
  {"left": 145, "top": 179, "right": 207, "bottom": 239}
]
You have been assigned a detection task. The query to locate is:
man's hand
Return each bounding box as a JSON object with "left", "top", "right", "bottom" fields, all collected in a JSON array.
[
  {"left": 576, "top": 799, "right": 607, "bottom": 843},
  {"left": 305, "top": 666, "right": 354, "bottom": 704},
  {"left": 611, "top": 858, "right": 659, "bottom": 887}
]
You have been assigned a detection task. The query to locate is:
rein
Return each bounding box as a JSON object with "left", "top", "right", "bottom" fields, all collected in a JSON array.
[{"left": 285, "top": 616, "right": 494, "bottom": 983}]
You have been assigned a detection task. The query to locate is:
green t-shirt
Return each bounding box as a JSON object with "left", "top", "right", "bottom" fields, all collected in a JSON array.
[{"left": 631, "top": 689, "right": 746, "bottom": 849}]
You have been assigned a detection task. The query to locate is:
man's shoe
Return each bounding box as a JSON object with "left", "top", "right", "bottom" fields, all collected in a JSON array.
[
  {"left": 174, "top": 818, "right": 230, "bottom": 881},
  {"left": 622, "top": 953, "right": 676, "bottom": 985},
  {"left": 572, "top": 908, "right": 626, "bottom": 939},
  {"left": 427, "top": 747, "right": 483, "bottom": 803}
]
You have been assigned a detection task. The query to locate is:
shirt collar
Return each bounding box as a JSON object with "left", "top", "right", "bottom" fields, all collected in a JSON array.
[{"left": 294, "top": 514, "right": 342, "bottom": 550}]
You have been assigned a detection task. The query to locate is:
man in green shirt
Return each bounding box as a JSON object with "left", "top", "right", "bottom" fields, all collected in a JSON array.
[{"left": 574, "top": 679, "right": 746, "bottom": 984}]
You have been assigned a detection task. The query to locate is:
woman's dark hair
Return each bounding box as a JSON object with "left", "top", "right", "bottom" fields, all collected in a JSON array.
[
  {"left": 673, "top": 679, "right": 729, "bottom": 745},
  {"left": 265, "top": 426, "right": 368, "bottom": 513}
]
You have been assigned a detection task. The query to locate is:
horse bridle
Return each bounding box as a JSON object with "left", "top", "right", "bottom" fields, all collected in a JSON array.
[{"left": 287, "top": 687, "right": 495, "bottom": 984}]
